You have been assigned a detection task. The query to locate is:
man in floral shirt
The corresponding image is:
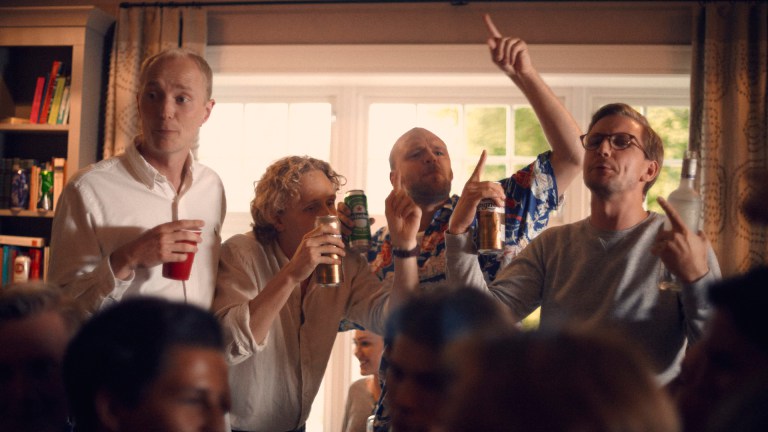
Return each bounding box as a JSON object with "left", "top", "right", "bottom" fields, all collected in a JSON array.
[{"left": 339, "top": 15, "right": 587, "bottom": 432}]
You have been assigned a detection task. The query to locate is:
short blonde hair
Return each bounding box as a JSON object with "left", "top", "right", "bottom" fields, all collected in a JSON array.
[
  {"left": 139, "top": 48, "right": 213, "bottom": 99},
  {"left": 251, "top": 156, "right": 346, "bottom": 244}
]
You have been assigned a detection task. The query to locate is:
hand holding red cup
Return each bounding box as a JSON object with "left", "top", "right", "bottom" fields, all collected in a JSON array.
[{"left": 162, "top": 229, "right": 202, "bottom": 281}]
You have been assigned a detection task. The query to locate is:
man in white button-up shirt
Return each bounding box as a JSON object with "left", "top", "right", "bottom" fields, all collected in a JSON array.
[{"left": 49, "top": 49, "right": 225, "bottom": 312}]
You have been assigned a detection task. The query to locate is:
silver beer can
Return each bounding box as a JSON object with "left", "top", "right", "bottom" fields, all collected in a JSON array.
[
  {"left": 477, "top": 198, "right": 505, "bottom": 253},
  {"left": 315, "top": 215, "right": 344, "bottom": 287}
]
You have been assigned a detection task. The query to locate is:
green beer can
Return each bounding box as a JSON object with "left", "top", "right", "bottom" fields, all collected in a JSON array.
[
  {"left": 38, "top": 168, "right": 54, "bottom": 211},
  {"left": 344, "top": 190, "right": 371, "bottom": 253}
]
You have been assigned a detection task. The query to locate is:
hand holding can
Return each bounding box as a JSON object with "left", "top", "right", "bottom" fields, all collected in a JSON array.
[{"left": 315, "top": 215, "right": 344, "bottom": 287}]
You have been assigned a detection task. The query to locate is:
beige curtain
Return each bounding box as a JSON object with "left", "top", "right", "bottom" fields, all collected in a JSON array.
[
  {"left": 691, "top": 2, "right": 768, "bottom": 276},
  {"left": 103, "top": 6, "right": 207, "bottom": 159}
]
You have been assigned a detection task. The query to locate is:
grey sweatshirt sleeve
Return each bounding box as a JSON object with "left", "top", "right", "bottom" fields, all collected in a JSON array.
[
  {"left": 681, "top": 246, "right": 721, "bottom": 343},
  {"left": 446, "top": 230, "right": 543, "bottom": 322}
]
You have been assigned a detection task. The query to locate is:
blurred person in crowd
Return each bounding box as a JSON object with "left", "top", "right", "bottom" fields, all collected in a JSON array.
[
  {"left": 342, "top": 330, "right": 385, "bottom": 432},
  {"left": 0, "top": 282, "right": 85, "bottom": 432},
  {"left": 441, "top": 327, "right": 680, "bottom": 432},
  {"left": 212, "top": 156, "right": 420, "bottom": 432},
  {"left": 446, "top": 102, "right": 721, "bottom": 384},
  {"left": 383, "top": 288, "right": 514, "bottom": 432},
  {"left": 49, "top": 48, "right": 225, "bottom": 312},
  {"left": 673, "top": 266, "right": 768, "bottom": 432},
  {"left": 63, "top": 297, "right": 230, "bottom": 432}
]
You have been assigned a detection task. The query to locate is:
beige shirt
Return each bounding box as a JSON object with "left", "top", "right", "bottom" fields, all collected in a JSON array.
[{"left": 212, "top": 232, "right": 389, "bottom": 432}]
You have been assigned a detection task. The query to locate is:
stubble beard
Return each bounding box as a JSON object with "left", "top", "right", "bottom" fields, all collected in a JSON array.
[{"left": 407, "top": 179, "right": 452, "bottom": 207}]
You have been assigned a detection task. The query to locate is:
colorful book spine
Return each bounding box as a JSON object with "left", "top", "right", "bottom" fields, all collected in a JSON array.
[
  {"left": 29, "top": 76, "right": 46, "bottom": 123},
  {"left": 47, "top": 76, "right": 67, "bottom": 125},
  {"left": 56, "top": 84, "right": 71, "bottom": 124},
  {"left": 28, "top": 248, "right": 42, "bottom": 280},
  {"left": 38, "top": 61, "right": 62, "bottom": 124}
]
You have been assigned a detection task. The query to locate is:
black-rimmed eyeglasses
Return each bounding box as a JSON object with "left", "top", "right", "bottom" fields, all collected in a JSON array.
[{"left": 579, "top": 132, "right": 648, "bottom": 158}]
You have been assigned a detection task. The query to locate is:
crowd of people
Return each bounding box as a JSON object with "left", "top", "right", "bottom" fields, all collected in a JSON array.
[{"left": 1, "top": 12, "right": 765, "bottom": 432}]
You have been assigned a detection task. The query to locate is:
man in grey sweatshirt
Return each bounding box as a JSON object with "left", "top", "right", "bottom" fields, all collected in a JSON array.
[{"left": 444, "top": 102, "right": 720, "bottom": 384}]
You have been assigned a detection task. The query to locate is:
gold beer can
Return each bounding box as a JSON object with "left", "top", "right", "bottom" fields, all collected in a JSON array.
[
  {"left": 315, "top": 215, "right": 344, "bottom": 287},
  {"left": 477, "top": 199, "right": 505, "bottom": 253}
]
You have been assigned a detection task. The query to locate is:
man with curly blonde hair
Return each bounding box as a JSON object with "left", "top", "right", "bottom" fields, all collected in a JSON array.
[{"left": 212, "top": 156, "right": 420, "bottom": 432}]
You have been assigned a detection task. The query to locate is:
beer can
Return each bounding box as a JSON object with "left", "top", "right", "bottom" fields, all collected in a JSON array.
[
  {"left": 13, "top": 255, "right": 31, "bottom": 283},
  {"left": 344, "top": 190, "right": 372, "bottom": 253},
  {"left": 477, "top": 199, "right": 505, "bottom": 253},
  {"left": 315, "top": 215, "right": 344, "bottom": 287},
  {"left": 38, "top": 168, "right": 54, "bottom": 210}
]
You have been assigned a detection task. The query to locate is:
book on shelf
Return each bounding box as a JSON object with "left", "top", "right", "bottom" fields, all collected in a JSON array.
[
  {"left": 29, "top": 76, "right": 46, "bottom": 123},
  {"left": 56, "top": 84, "right": 71, "bottom": 125},
  {"left": 52, "top": 157, "right": 66, "bottom": 211},
  {"left": 0, "top": 234, "right": 46, "bottom": 248},
  {"left": 0, "top": 158, "right": 13, "bottom": 209},
  {"left": 47, "top": 76, "right": 68, "bottom": 125},
  {"left": 37, "top": 61, "right": 63, "bottom": 125},
  {"left": 0, "top": 243, "right": 46, "bottom": 285},
  {"left": 27, "top": 164, "right": 40, "bottom": 211}
]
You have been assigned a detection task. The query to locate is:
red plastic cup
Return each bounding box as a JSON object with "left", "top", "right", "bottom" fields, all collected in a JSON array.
[{"left": 162, "top": 229, "right": 202, "bottom": 281}]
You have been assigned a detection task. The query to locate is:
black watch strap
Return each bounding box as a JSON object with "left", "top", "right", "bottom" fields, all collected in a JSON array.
[{"left": 392, "top": 245, "right": 420, "bottom": 258}]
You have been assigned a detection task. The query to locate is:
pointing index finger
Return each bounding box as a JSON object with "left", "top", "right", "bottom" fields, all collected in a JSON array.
[
  {"left": 393, "top": 169, "right": 403, "bottom": 192},
  {"left": 483, "top": 13, "right": 502, "bottom": 38},
  {"left": 469, "top": 150, "right": 487, "bottom": 182}
]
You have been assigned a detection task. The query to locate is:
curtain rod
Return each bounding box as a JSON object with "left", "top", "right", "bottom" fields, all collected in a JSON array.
[{"left": 120, "top": 0, "right": 474, "bottom": 8}]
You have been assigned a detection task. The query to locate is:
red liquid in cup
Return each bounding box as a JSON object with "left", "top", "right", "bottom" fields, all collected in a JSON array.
[{"left": 162, "top": 230, "right": 201, "bottom": 281}]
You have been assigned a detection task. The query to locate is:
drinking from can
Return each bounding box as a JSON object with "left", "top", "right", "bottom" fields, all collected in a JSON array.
[
  {"left": 344, "top": 189, "right": 372, "bottom": 253},
  {"left": 477, "top": 198, "right": 505, "bottom": 253},
  {"left": 315, "top": 215, "right": 344, "bottom": 286}
]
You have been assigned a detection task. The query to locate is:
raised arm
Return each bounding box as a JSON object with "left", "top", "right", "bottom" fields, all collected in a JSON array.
[
  {"left": 385, "top": 170, "right": 422, "bottom": 311},
  {"left": 484, "top": 13, "right": 583, "bottom": 192}
]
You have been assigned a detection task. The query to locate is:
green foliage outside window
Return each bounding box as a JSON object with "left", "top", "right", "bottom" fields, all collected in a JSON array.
[
  {"left": 514, "top": 106, "right": 548, "bottom": 157},
  {"left": 467, "top": 106, "right": 506, "bottom": 157}
]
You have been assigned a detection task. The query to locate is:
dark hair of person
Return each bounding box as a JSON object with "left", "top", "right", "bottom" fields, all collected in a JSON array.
[
  {"left": 442, "top": 327, "right": 680, "bottom": 432},
  {"left": 587, "top": 103, "right": 664, "bottom": 196},
  {"left": 0, "top": 281, "right": 84, "bottom": 335},
  {"left": 384, "top": 288, "right": 512, "bottom": 350},
  {"left": 708, "top": 266, "right": 768, "bottom": 356},
  {"left": 62, "top": 297, "right": 224, "bottom": 432}
]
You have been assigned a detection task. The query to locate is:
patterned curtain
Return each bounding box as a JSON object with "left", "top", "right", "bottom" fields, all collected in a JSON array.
[
  {"left": 103, "top": 6, "right": 207, "bottom": 159},
  {"left": 690, "top": 2, "right": 768, "bottom": 276}
]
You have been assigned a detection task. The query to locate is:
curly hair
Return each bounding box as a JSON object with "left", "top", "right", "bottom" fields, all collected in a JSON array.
[
  {"left": 251, "top": 156, "right": 346, "bottom": 244},
  {"left": 587, "top": 103, "right": 664, "bottom": 196}
]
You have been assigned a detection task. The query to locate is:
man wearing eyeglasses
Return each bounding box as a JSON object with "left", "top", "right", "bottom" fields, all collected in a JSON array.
[{"left": 445, "top": 102, "right": 721, "bottom": 384}]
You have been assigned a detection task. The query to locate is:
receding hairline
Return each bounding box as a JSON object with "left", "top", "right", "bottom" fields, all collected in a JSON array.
[
  {"left": 389, "top": 127, "right": 444, "bottom": 169},
  {"left": 139, "top": 49, "right": 213, "bottom": 100}
]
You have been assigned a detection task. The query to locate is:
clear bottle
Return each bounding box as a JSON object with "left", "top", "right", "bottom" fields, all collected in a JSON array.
[{"left": 658, "top": 151, "right": 702, "bottom": 291}]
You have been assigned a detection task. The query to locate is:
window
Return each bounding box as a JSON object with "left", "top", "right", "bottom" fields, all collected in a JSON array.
[
  {"left": 199, "top": 101, "right": 334, "bottom": 241},
  {"left": 202, "top": 44, "right": 691, "bottom": 432}
]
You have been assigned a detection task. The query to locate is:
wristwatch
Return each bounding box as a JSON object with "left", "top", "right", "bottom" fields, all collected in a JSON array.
[{"left": 392, "top": 245, "right": 420, "bottom": 258}]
